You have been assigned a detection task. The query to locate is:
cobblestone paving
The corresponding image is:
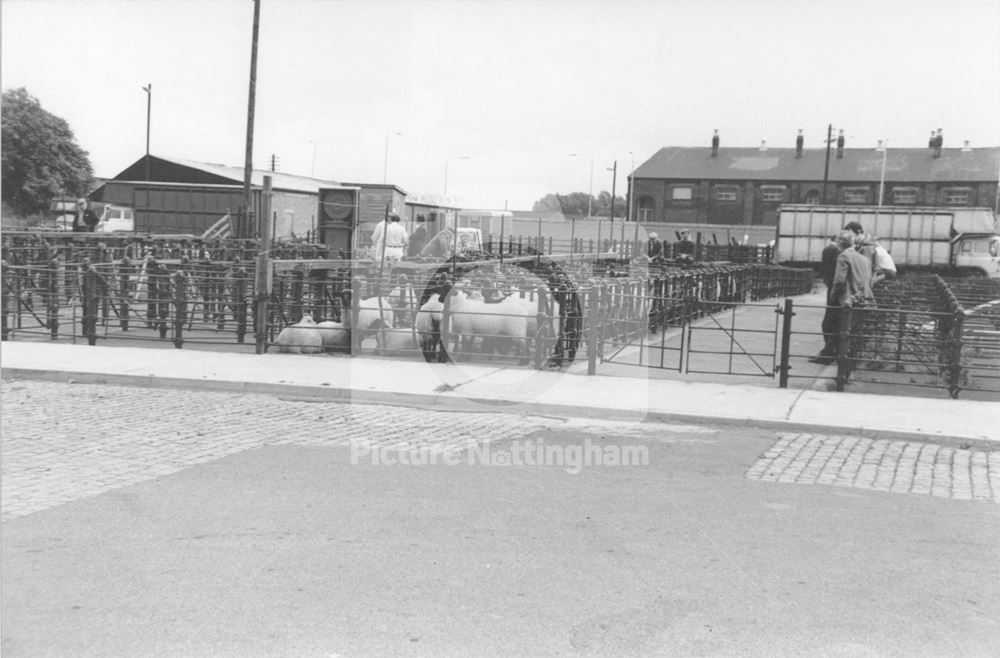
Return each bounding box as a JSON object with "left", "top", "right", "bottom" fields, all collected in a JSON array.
[
  {"left": 1, "top": 380, "right": 710, "bottom": 521},
  {"left": 747, "top": 433, "right": 1000, "bottom": 503}
]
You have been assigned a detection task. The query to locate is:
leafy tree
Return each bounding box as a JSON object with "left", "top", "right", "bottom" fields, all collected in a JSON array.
[
  {"left": 533, "top": 190, "right": 628, "bottom": 218},
  {"left": 1, "top": 87, "right": 93, "bottom": 216}
]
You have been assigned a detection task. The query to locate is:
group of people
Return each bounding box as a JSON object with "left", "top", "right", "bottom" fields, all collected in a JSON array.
[
  {"left": 811, "top": 221, "right": 897, "bottom": 364},
  {"left": 645, "top": 229, "right": 697, "bottom": 264},
  {"left": 370, "top": 215, "right": 457, "bottom": 262}
]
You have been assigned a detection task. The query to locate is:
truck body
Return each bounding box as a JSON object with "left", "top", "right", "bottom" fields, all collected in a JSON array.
[{"left": 775, "top": 205, "right": 1000, "bottom": 278}]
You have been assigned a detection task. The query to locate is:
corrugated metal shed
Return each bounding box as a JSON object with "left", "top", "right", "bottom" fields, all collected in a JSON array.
[
  {"left": 633, "top": 146, "right": 1000, "bottom": 183},
  {"left": 112, "top": 154, "right": 343, "bottom": 193}
]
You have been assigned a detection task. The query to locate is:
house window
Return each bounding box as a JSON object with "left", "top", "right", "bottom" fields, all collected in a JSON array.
[
  {"left": 892, "top": 187, "right": 918, "bottom": 205},
  {"left": 843, "top": 187, "right": 869, "bottom": 204},
  {"left": 942, "top": 187, "right": 970, "bottom": 206},
  {"left": 804, "top": 190, "right": 821, "bottom": 205},
  {"left": 672, "top": 186, "right": 693, "bottom": 201},
  {"left": 714, "top": 186, "right": 738, "bottom": 203},
  {"left": 761, "top": 185, "right": 786, "bottom": 203}
]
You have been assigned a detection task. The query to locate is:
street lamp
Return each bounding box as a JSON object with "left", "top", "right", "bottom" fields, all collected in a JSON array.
[
  {"left": 384, "top": 131, "right": 403, "bottom": 184},
  {"left": 568, "top": 153, "right": 594, "bottom": 218},
  {"left": 876, "top": 139, "right": 888, "bottom": 206},
  {"left": 444, "top": 156, "right": 470, "bottom": 197},
  {"left": 142, "top": 83, "right": 151, "bottom": 180}
]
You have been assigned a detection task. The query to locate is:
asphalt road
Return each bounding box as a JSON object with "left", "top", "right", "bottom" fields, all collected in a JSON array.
[{"left": 2, "top": 381, "right": 999, "bottom": 657}]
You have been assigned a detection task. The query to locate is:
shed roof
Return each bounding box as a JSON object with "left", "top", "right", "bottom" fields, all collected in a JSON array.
[
  {"left": 112, "top": 155, "right": 345, "bottom": 193},
  {"left": 633, "top": 146, "right": 1000, "bottom": 183}
]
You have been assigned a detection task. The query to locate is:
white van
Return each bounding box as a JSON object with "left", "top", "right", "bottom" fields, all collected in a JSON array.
[{"left": 95, "top": 204, "right": 135, "bottom": 232}]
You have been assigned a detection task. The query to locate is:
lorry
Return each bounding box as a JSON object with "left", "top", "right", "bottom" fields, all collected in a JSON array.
[
  {"left": 50, "top": 197, "right": 135, "bottom": 233},
  {"left": 774, "top": 205, "right": 1000, "bottom": 279}
]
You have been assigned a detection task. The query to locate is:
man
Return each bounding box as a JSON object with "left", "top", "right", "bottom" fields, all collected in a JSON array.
[
  {"left": 830, "top": 230, "right": 874, "bottom": 362},
  {"left": 73, "top": 198, "right": 99, "bottom": 233},
  {"left": 420, "top": 227, "right": 455, "bottom": 260},
  {"left": 370, "top": 216, "right": 388, "bottom": 259},
  {"left": 645, "top": 232, "right": 663, "bottom": 262},
  {"left": 676, "top": 229, "right": 695, "bottom": 263},
  {"left": 380, "top": 215, "right": 408, "bottom": 263},
  {"left": 810, "top": 236, "right": 843, "bottom": 363},
  {"left": 408, "top": 216, "right": 430, "bottom": 258}
]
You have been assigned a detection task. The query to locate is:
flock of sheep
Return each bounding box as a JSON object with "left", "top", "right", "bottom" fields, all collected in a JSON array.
[{"left": 274, "top": 274, "right": 564, "bottom": 365}]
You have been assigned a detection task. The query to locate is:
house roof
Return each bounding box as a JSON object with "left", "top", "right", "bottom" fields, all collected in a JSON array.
[
  {"left": 112, "top": 155, "right": 345, "bottom": 193},
  {"left": 633, "top": 146, "right": 1000, "bottom": 183}
]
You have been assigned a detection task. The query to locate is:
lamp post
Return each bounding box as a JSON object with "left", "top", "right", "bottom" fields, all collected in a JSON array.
[
  {"left": 444, "top": 156, "right": 470, "bottom": 197},
  {"left": 876, "top": 139, "right": 888, "bottom": 206},
  {"left": 568, "top": 153, "right": 594, "bottom": 218},
  {"left": 383, "top": 131, "right": 403, "bottom": 184},
  {"left": 142, "top": 83, "right": 151, "bottom": 180},
  {"left": 628, "top": 151, "right": 635, "bottom": 223}
]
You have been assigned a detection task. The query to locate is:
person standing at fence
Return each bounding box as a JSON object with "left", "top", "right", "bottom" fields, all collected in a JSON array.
[
  {"left": 72, "top": 198, "right": 99, "bottom": 233},
  {"left": 676, "top": 229, "right": 696, "bottom": 264},
  {"left": 79, "top": 258, "right": 108, "bottom": 345},
  {"left": 829, "top": 230, "right": 874, "bottom": 361},
  {"left": 810, "top": 236, "right": 843, "bottom": 364},
  {"left": 145, "top": 255, "right": 170, "bottom": 338},
  {"left": 645, "top": 232, "right": 663, "bottom": 263},
  {"left": 379, "top": 215, "right": 408, "bottom": 263},
  {"left": 408, "top": 216, "right": 429, "bottom": 258}
]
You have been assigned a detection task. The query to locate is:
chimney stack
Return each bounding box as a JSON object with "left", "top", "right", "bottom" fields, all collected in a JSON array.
[
  {"left": 929, "top": 130, "right": 936, "bottom": 148},
  {"left": 962, "top": 140, "right": 972, "bottom": 152},
  {"left": 795, "top": 129, "right": 804, "bottom": 158},
  {"left": 836, "top": 129, "right": 845, "bottom": 159},
  {"left": 933, "top": 128, "right": 943, "bottom": 158},
  {"left": 711, "top": 129, "right": 719, "bottom": 157},
  {"left": 759, "top": 140, "right": 767, "bottom": 152}
]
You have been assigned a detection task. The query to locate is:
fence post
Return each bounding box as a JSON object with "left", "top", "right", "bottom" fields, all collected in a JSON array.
[
  {"left": 777, "top": 298, "right": 794, "bottom": 388},
  {"left": 47, "top": 257, "right": 60, "bottom": 339},
  {"left": 172, "top": 268, "right": 187, "bottom": 349},
  {"left": 534, "top": 289, "right": 546, "bottom": 370},
  {"left": 586, "top": 286, "right": 598, "bottom": 375},
  {"left": 946, "top": 309, "right": 965, "bottom": 399},
  {"left": 234, "top": 264, "right": 248, "bottom": 343},
  {"left": 254, "top": 176, "right": 273, "bottom": 354}
]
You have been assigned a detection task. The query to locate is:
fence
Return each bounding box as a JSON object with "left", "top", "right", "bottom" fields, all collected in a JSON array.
[{"left": 482, "top": 234, "right": 773, "bottom": 264}]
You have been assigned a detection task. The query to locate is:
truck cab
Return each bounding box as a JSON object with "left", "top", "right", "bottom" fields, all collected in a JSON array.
[
  {"left": 95, "top": 204, "right": 135, "bottom": 232},
  {"left": 953, "top": 234, "right": 1000, "bottom": 277}
]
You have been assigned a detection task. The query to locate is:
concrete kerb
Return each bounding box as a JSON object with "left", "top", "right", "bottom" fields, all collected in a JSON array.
[{"left": 3, "top": 365, "right": 996, "bottom": 451}]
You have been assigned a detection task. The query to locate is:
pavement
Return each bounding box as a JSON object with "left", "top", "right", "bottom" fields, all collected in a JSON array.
[{"left": 2, "top": 334, "right": 998, "bottom": 446}]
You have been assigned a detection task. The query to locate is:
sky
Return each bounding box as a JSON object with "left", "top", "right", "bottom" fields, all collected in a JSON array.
[{"left": 3, "top": 0, "right": 999, "bottom": 210}]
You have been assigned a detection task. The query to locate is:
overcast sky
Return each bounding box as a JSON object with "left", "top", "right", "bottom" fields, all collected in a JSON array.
[{"left": 3, "top": 0, "right": 999, "bottom": 210}]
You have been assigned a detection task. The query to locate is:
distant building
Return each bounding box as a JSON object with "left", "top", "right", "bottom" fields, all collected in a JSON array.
[{"left": 629, "top": 133, "right": 1000, "bottom": 226}]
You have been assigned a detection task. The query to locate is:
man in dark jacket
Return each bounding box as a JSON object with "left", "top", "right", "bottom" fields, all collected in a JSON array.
[
  {"left": 811, "top": 236, "right": 843, "bottom": 363},
  {"left": 72, "top": 198, "right": 99, "bottom": 233}
]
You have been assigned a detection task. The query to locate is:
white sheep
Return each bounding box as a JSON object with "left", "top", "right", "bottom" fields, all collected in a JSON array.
[
  {"left": 387, "top": 283, "right": 418, "bottom": 326},
  {"left": 357, "top": 296, "right": 394, "bottom": 341},
  {"left": 275, "top": 315, "right": 324, "bottom": 354},
  {"left": 447, "top": 288, "right": 529, "bottom": 361},
  {"left": 315, "top": 319, "right": 350, "bottom": 349},
  {"left": 376, "top": 327, "right": 421, "bottom": 356},
  {"left": 416, "top": 292, "right": 445, "bottom": 359}
]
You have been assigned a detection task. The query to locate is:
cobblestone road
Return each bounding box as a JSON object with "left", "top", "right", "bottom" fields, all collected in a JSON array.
[
  {"left": 747, "top": 432, "right": 1000, "bottom": 503},
  {"left": 1, "top": 380, "right": 714, "bottom": 521}
]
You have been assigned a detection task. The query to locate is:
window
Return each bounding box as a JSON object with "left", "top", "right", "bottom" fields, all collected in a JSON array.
[
  {"left": 804, "top": 190, "right": 821, "bottom": 205},
  {"left": 714, "top": 186, "right": 738, "bottom": 203},
  {"left": 671, "top": 186, "right": 693, "bottom": 201},
  {"left": 761, "top": 185, "right": 786, "bottom": 203},
  {"left": 637, "top": 195, "right": 655, "bottom": 222},
  {"left": 843, "top": 187, "right": 869, "bottom": 204},
  {"left": 942, "top": 188, "right": 970, "bottom": 206},
  {"left": 892, "top": 187, "right": 918, "bottom": 205}
]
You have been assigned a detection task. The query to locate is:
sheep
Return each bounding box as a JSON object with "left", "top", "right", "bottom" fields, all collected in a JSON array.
[
  {"left": 416, "top": 292, "right": 446, "bottom": 361},
  {"left": 275, "top": 315, "right": 324, "bottom": 354},
  {"left": 489, "top": 288, "right": 561, "bottom": 360},
  {"left": 356, "top": 296, "right": 394, "bottom": 342},
  {"left": 447, "top": 288, "right": 529, "bottom": 362},
  {"left": 376, "top": 327, "right": 421, "bottom": 356},
  {"left": 387, "top": 280, "right": 419, "bottom": 327},
  {"left": 315, "top": 320, "right": 350, "bottom": 350}
]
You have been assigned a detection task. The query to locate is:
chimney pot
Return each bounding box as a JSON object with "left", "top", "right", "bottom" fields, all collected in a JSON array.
[
  {"left": 836, "top": 130, "right": 845, "bottom": 159},
  {"left": 962, "top": 140, "right": 972, "bottom": 152},
  {"left": 759, "top": 140, "right": 767, "bottom": 152},
  {"left": 795, "top": 129, "right": 804, "bottom": 158},
  {"left": 711, "top": 129, "right": 719, "bottom": 157}
]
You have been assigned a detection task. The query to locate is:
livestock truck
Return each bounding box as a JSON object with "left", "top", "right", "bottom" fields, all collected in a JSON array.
[{"left": 774, "top": 205, "right": 1000, "bottom": 279}]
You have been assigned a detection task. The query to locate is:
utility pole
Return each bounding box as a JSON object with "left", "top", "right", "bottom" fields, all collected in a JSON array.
[
  {"left": 241, "top": 0, "right": 261, "bottom": 238},
  {"left": 822, "top": 123, "right": 832, "bottom": 203},
  {"left": 142, "top": 84, "right": 151, "bottom": 181}
]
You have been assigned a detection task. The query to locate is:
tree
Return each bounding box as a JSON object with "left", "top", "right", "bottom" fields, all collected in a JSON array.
[
  {"left": 1, "top": 87, "right": 94, "bottom": 216},
  {"left": 532, "top": 191, "right": 628, "bottom": 218}
]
